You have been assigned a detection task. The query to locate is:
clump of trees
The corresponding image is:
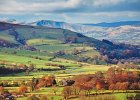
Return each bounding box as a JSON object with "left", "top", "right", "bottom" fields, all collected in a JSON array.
[
  {"left": 36, "top": 75, "right": 56, "bottom": 88},
  {"left": 107, "top": 67, "right": 140, "bottom": 91},
  {"left": 99, "top": 41, "right": 140, "bottom": 64},
  {"left": 0, "top": 87, "right": 15, "bottom": 100},
  {"left": 0, "top": 65, "right": 25, "bottom": 75},
  {"left": 27, "top": 75, "right": 57, "bottom": 91},
  {"left": 0, "top": 62, "right": 35, "bottom": 75},
  {"left": 61, "top": 67, "right": 140, "bottom": 99},
  {"left": 64, "top": 37, "right": 77, "bottom": 43},
  {"left": 45, "top": 63, "right": 66, "bottom": 69},
  {"left": 27, "top": 94, "right": 39, "bottom": 100},
  {"left": 117, "top": 62, "right": 140, "bottom": 69},
  {"left": 27, "top": 94, "right": 48, "bottom": 100},
  {"left": 0, "top": 86, "right": 4, "bottom": 94}
]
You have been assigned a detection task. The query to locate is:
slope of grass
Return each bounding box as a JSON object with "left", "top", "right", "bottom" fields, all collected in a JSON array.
[
  {"left": 34, "top": 44, "right": 77, "bottom": 52},
  {"left": 26, "top": 38, "right": 62, "bottom": 45},
  {"left": 0, "top": 52, "right": 48, "bottom": 68},
  {"left": 0, "top": 30, "right": 17, "bottom": 43},
  {"left": 0, "top": 47, "right": 50, "bottom": 57}
]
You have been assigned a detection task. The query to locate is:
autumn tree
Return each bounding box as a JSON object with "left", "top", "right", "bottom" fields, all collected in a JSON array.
[
  {"left": 101, "top": 55, "right": 109, "bottom": 63},
  {"left": 115, "top": 82, "right": 121, "bottom": 91},
  {"left": 0, "top": 86, "right": 4, "bottom": 94},
  {"left": 30, "top": 77, "right": 39, "bottom": 91},
  {"left": 130, "top": 82, "right": 139, "bottom": 90},
  {"left": 18, "top": 85, "right": 28, "bottom": 94},
  {"left": 84, "top": 83, "right": 93, "bottom": 96},
  {"left": 0, "top": 95, "right": 4, "bottom": 100},
  {"left": 119, "top": 82, "right": 129, "bottom": 91},
  {"left": 95, "top": 71, "right": 104, "bottom": 78},
  {"left": 62, "top": 86, "right": 73, "bottom": 100},
  {"left": 72, "top": 85, "right": 81, "bottom": 95},
  {"left": 40, "top": 95, "right": 48, "bottom": 100},
  {"left": 107, "top": 67, "right": 116, "bottom": 84},
  {"left": 29, "top": 64, "right": 35, "bottom": 71},
  {"left": 117, "top": 61, "right": 123, "bottom": 67},
  {"left": 36, "top": 75, "right": 56, "bottom": 89},
  {"left": 51, "top": 86, "right": 58, "bottom": 95},
  {"left": 109, "top": 83, "right": 115, "bottom": 93},
  {"left": 27, "top": 95, "right": 39, "bottom": 100}
]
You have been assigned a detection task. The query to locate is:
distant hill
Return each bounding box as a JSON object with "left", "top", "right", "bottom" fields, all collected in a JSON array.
[
  {"left": 0, "top": 21, "right": 139, "bottom": 64},
  {"left": 30, "top": 20, "right": 140, "bottom": 45},
  {"left": 0, "top": 21, "right": 110, "bottom": 64},
  {"left": 84, "top": 25, "right": 140, "bottom": 45},
  {"left": 83, "top": 21, "right": 140, "bottom": 27},
  {"left": 30, "top": 20, "right": 92, "bottom": 33},
  {"left": 0, "top": 21, "right": 109, "bottom": 49}
]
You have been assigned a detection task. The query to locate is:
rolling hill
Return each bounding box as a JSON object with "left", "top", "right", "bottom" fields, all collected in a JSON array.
[
  {"left": 83, "top": 21, "right": 140, "bottom": 27},
  {"left": 0, "top": 21, "right": 109, "bottom": 64},
  {"left": 30, "top": 20, "right": 140, "bottom": 45},
  {"left": 0, "top": 21, "right": 139, "bottom": 64},
  {"left": 85, "top": 25, "right": 140, "bottom": 45},
  {"left": 0, "top": 21, "right": 108, "bottom": 48}
]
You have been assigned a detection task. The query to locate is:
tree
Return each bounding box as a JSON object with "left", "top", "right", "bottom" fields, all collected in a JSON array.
[
  {"left": 116, "top": 67, "right": 123, "bottom": 74},
  {"left": 0, "top": 86, "right": 4, "bottom": 94},
  {"left": 117, "top": 61, "right": 123, "bottom": 67},
  {"left": 109, "top": 83, "right": 115, "bottom": 93},
  {"left": 119, "top": 82, "right": 129, "bottom": 91},
  {"left": 83, "top": 83, "right": 93, "bottom": 96},
  {"left": 30, "top": 77, "right": 39, "bottom": 91},
  {"left": 130, "top": 82, "right": 139, "bottom": 90},
  {"left": 102, "top": 55, "right": 109, "bottom": 63},
  {"left": 18, "top": 64, "right": 27, "bottom": 70},
  {"left": 36, "top": 75, "right": 56, "bottom": 89},
  {"left": 51, "top": 86, "right": 58, "bottom": 95},
  {"left": 18, "top": 85, "right": 28, "bottom": 94},
  {"left": 96, "top": 81, "right": 102, "bottom": 93},
  {"left": 115, "top": 82, "right": 121, "bottom": 91},
  {"left": 29, "top": 64, "right": 35, "bottom": 71},
  {"left": 40, "top": 95, "right": 48, "bottom": 100},
  {"left": 107, "top": 67, "right": 116, "bottom": 78},
  {"left": 25, "top": 70, "right": 30, "bottom": 75},
  {"left": 72, "top": 85, "right": 81, "bottom": 95},
  {"left": 0, "top": 95, "right": 4, "bottom": 100},
  {"left": 27, "top": 95, "right": 39, "bottom": 100},
  {"left": 107, "top": 67, "right": 118, "bottom": 84},
  {"left": 95, "top": 71, "right": 104, "bottom": 78},
  {"left": 62, "top": 86, "right": 73, "bottom": 100}
]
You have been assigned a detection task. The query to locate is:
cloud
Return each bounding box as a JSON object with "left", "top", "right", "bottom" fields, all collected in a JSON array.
[
  {"left": 0, "top": 0, "right": 81, "bottom": 14},
  {"left": 92, "top": 0, "right": 125, "bottom": 6},
  {"left": 0, "top": 0, "right": 140, "bottom": 23},
  {"left": 0, "top": 0, "right": 140, "bottom": 14}
]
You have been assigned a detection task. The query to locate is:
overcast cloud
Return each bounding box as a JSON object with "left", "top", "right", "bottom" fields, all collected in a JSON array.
[{"left": 0, "top": 0, "right": 140, "bottom": 23}]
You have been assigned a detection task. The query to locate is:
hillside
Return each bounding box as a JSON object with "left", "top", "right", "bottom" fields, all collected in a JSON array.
[
  {"left": 85, "top": 25, "right": 140, "bottom": 45},
  {"left": 0, "top": 21, "right": 140, "bottom": 100},
  {"left": 0, "top": 21, "right": 140, "bottom": 64},
  {"left": 0, "top": 22, "right": 108, "bottom": 65},
  {"left": 30, "top": 20, "right": 140, "bottom": 45},
  {"left": 0, "top": 21, "right": 108, "bottom": 48}
]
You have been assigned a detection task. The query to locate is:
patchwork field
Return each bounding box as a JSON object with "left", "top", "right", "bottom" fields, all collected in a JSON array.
[{"left": 0, "top": 22, "right": 140, "bottom": 100}]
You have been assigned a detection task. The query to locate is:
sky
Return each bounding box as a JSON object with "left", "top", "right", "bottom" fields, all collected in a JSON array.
[{"left": 0, "top": 0, "right": 140, "bottom": 23}]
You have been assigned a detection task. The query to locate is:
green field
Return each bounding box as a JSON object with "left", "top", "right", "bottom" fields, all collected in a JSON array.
[
  {"left": 0, "top": 23, "right": 139, "bottom": 100},
  {"left": 5, "top": 86, "right": 140, "bottom": 100},
  {"left": 0, "top": 40, "right": 139, "bottom": 100}
]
